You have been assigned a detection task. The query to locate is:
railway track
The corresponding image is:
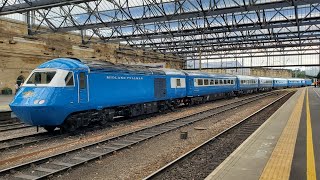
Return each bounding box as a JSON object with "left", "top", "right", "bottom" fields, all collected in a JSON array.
[
  {"left": 0, "top": 111, "right": 31, "bottom": 132},
  {"left": 0, "top": 120, "right": 22, "bottom": 127},
  {"left": 0, "top": 123, "right": 32, "bottom": 133},
  {"left": 0, "top": 91, "right": 281, "bottom": 180},
  {"left": 0, "top": 131, "right": 63, "bottom": 152},
  {"left": 0, "top": 91, "right": 274, "bottom": 154},
  {"left": 144, "top": 91, "right": 293, "bottom": 180}
]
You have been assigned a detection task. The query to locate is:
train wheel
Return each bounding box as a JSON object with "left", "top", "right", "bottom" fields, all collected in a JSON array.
[
  {"left": 60, "top": 115, "right": 78, "bottom": 133},
  {"left": 61, "top": 123, "right": 76, "bottom": 133},
  {"left": 43, "top": 126, "right": 56, "bottom": 133},
  {"left": 99, "top": 114, "right": 108, "bottom": 126}
]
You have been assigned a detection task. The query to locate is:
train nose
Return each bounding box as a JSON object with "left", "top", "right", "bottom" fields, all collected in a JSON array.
[
  {"left": 10, "top": 105, "right": 62, "bottom": 126},
  {"left": 10, "top": 87, "right": 54, "bottom": 126}
]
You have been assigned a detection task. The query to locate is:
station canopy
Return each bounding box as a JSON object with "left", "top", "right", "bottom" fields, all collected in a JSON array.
[{"left": 0, "top": 0, "right": 320, "bottom": 68}]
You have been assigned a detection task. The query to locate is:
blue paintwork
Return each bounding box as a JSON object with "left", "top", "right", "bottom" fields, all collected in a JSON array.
[
  {"left": 38, "top": 58, "right": 89, "bottom": 70},
  {"left": 288, "top": 78, "right": 303, "bottom": 87},
  {"left": 258, "top": 77, "right": 273, "bottom": 88},
  {"left": 10, "top": 58, "right": 187, "bottom": 126},
  {"left": 184, "top": 71, "right": 237, "bottom": 97},
  {"left": 273, "top": 78, "right": 288, "bottom": 88},
  {"left": 10, "top": 86, "right": 77, "bottom": 126},
  {"left": 235, "top": 75, "right": 259, "bottom": 90},
  {"left": 10, "top": 58, "right": 307, "bottom": 128},
  {"left": 305, "top": 79, "right": 312, "bottom": 86}
]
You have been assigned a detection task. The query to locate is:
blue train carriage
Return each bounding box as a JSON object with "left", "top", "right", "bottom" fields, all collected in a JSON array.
[
  {"left": 10, "top": 58, "right": 185, "bottom": 131},
  {"left": 184, "top": 71, "right": 237, "bottom": 104},
  {"left": 155, "top": 68, "right": 187, "bottom": 108},
  {"left": 258, "top": 77, "right": 274, "bottom": 91},
  {"left": 301, "top": 79, "right": 306, "bottom": 87},
  {"left": 305, "top": 79, "right": 312, "bottom": 86},
  {"left": 287, "top": 78, "right": 303, "bottom": 88},
  {"left": 235, "top": 75, "right": 259, "bottom": 94},
  {"left": 273, "top": 78, "right": 288, "bottom": 89}
]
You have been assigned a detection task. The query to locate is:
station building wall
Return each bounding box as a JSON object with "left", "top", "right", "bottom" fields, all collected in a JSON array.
[{"left": 0, "top": 18, "right": 184, "bottom": 94}]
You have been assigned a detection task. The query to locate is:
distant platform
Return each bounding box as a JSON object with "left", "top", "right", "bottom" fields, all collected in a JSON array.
[
  {"left": 0, "top": 95, "right": 13, "bottom": 112},
  {"left": 205, "top": 87, "right": 319, "bottom": 180}
]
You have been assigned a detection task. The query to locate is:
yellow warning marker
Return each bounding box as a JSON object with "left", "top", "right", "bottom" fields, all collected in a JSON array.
[
  {"left": 306, "top": 90, "right": 317, "bottom": 180},
  {"left": 260, "top": 89, "right": 305, "bottom": 180}
]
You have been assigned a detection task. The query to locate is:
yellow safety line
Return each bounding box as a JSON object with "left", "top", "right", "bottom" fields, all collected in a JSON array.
[
  {"left": 313, "top": 88, "right": 320, "bottom": 98},
  {"left": 306, "top": 90, "right": 317, "bottom": 180},
  {"left": 260, "top": 88, "right": 305, "bottom": 180}
]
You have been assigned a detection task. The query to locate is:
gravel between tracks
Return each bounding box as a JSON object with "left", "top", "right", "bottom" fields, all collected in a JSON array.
[
  {"left": 0, "top": 92, "right": 275, "bottom": 170},
  {"left": 150, "top": 91, "right": 293, "bottom": 180},
  {"left": 53, "top": 91, "right": 288, "bottom": 180}
]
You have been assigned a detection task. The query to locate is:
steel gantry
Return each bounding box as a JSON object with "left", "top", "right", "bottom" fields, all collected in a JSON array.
[{"left": 1, "top": 0, "right": 320, "bottom": 68}]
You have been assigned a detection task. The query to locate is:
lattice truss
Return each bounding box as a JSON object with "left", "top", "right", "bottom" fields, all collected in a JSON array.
[{"left": 0, "top": 0, "right": 320, "bottom": 64}]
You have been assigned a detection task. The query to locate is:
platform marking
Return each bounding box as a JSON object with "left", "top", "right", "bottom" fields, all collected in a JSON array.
[
  {"left": 312, "top": 88, "right": 320, "bottom": 98},
  {"left": 306, "top": 90, "right": 317, "bottom": 180},
  {"left": 259, "top": 89, "right": 305, "bottom": 180}
]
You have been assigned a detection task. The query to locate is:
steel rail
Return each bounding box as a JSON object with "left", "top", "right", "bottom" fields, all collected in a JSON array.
[
  {"left": 0, "top": 91, "right": 278, "bottom": 179},
  {"left": 0, "top": 131, "right": 63, "bottom": 152},
  {"left": 0, "top": 92, "right": 271, "bottom": 153},
  {"left": 0, "top": 124, "right": 33, "bottom": 133},
  {"left": 143, "top": 91, "right": 292, "bottom": 180}
]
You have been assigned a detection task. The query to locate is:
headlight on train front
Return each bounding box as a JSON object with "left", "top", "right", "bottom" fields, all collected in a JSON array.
[
  {"left": 34, "top": 99, "right": 45, "bottom": 104},
  {"left": 39, "top": 100, "right": 45, "bottom": 104}
]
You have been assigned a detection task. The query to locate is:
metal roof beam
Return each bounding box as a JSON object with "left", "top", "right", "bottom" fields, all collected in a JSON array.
[
  {"left": 132, "top": 29, "right": 320, "bottom": 46},
  {"left": 102, "top": 17, "right": 320, "bottom": 42},
  {"left": 183, "top": 48, "right": 320, "bottom": 57},
  {"left": 3, "top": 0, "right": 315, "bottom": 31},
  {"left": 185, "top": 63, "right": 320, "bottom": 69},
  {"left": 141, "top": 36, "right": 320, "bottom": 50},
  {"left": 173, "top": 42, "right": 320, "bottom": 54},
  {"left": 0, "top": 0, "right": 85, "bottom": 15}
]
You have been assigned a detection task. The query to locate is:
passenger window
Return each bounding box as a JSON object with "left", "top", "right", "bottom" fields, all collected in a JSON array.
[
  {"left": 204, "top": 79, "right": 209, "bottom": 85},
  {"left": 210, "top": 79, "right": 214, "bottom": 85},
  {"left": 219, "top": 80, "right": 223, "bottom": 84},
  {"left": 198, "top": 79, "right": 203, "bottom": 86},
  {"left": 79, "top": 72, "right": 86, "bottom": 89},
  {"left": 215, "top": 80, "right": 219, "bottom": 84},
  {"left": 176, "top": 79, "right": 181, "bottom": 87},
  {"left": 224, "top": 80, "right": 227, "bottom": 84},
  {"left": 65, "top": 72, "right": 74, "bottom": 86}
]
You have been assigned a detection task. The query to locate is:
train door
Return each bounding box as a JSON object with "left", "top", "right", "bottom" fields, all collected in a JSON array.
[{"left": 78, "top": 72, "right": 89, "bottom": 104}]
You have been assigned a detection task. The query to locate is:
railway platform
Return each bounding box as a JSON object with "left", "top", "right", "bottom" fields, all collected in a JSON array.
[
  {"left": 0, "top": 95, "right": 13, "bottom": 112},
  {"left": 206, "top": 87, "right": 318, "bottom": 180}
]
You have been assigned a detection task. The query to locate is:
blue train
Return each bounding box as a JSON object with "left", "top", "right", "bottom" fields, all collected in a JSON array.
[{"left": 9, "top": 58, "right": 311, "bottom": 132}]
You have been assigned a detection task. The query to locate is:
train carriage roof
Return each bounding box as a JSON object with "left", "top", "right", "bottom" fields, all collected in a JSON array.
[
  {"left": 273, "top": 78, "right": 288, "bottom": 80},
  {"left": 82, "top": 59, "right": 165, "bottom": 75},
  {"left": 39, "top": 58, "right": 166, "bottom": 75},
  {"left": 184, "top": 71, "right": 236, "bottom": 78},
  {"left": 154, "top": 68, "right": 185, "bottom": 75},
  {"left": 235, "top": 75, "right": 259, "bottom": 79},
  {"left": 258, "top": 77, "right": 274, "bottom": 80}
]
